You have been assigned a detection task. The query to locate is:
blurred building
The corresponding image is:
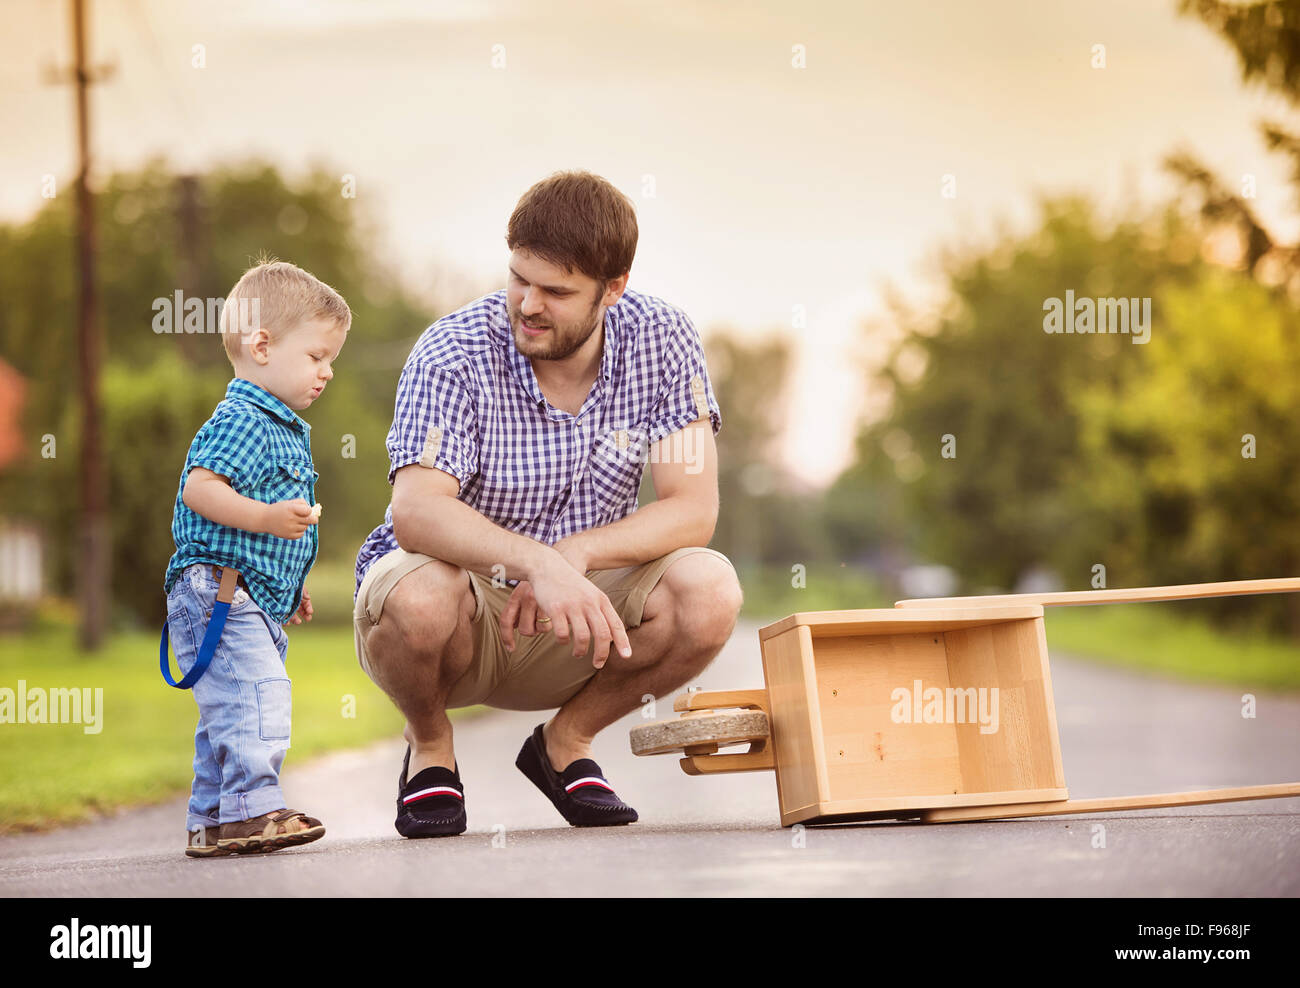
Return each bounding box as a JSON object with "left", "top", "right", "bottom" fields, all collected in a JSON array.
[{"left": 0, "top": 358, "right": 42, "bottom": 607}]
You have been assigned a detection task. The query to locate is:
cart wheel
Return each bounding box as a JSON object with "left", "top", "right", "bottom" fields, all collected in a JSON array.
[{"left": 629, "top": 710, "right": 770, "bottom": 756}]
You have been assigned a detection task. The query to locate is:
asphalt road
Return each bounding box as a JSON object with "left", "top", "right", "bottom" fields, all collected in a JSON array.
[{"left": 2, "top": 619, "right": 1297, "bottom": 896}]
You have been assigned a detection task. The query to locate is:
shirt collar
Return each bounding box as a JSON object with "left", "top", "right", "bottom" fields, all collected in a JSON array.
[
  {"left": 598, "top": 305, "right": 617, "bottom": 385},
  {"left": 226, "top": 377, "right": 310, "bottom": 434},
  {"left": 499, "top": 299, "right": 618, "bottom": 411}
]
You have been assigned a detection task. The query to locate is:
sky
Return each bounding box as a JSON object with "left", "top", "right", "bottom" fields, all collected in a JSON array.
[{"left": 2, "top": 0, "right": 1297, "bottom": 486}]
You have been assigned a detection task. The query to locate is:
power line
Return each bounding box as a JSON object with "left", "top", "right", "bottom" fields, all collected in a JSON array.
[{"left": 124, "top": 0, "right": 203, "bottom": 150}]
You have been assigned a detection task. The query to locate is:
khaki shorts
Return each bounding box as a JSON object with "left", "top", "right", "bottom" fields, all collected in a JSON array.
[{"left": 353, "top": 545, "right": 736, "bottom": 711}]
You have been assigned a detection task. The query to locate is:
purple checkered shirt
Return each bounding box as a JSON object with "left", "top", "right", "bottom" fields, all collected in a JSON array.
[{"left": 354, "top": 288, "right": 721, "bottom": 598}]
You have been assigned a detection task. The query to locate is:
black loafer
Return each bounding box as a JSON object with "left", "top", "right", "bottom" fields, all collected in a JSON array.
[
  {"left": 515, "top": 722, "right": 638, "bottom": 827},
  {"left": 394, "top": 745, "right": 466, "bottom": 838}
]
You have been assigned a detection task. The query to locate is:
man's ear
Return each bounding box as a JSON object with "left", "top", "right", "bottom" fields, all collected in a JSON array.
[
  {"left": 601, "top": 272, "right": 629, "bottom": 307},
  {"left": 246, "top": 327, "right": 272, "bottom": 365}
]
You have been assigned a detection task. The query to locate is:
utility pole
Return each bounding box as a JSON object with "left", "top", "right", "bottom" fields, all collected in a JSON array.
[{"left": 51, "top": 0, "right": 114, "bottom": 650}]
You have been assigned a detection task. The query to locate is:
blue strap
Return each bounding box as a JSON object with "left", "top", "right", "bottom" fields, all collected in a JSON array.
[
  {"left": 160, "top": 566, "right": 240, "bottom": 690},
  {"left": 160, "top": 601, "right": 231, "bottom": 689}
]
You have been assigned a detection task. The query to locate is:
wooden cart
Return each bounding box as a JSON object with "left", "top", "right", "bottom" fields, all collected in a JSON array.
[{"left": 629, "top": 578, "right": 1300, "bottom": 826}]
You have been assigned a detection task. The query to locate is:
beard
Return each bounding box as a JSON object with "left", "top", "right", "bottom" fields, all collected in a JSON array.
[{"left": 509, "top": 290, "right": 604, "bottom": 361}]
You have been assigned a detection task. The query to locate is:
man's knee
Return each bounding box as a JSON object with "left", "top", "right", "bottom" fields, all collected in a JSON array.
[
  {"left": 649, "top": 552, "right": 743, "bottom": 649},
  {"left": 370, "top": 558, "right": 476, "bottom": 660}
]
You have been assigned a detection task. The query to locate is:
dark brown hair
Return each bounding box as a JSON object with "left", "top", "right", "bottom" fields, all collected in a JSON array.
[{"left": 506, "top": 171, "right": 638, "bottom": 282}]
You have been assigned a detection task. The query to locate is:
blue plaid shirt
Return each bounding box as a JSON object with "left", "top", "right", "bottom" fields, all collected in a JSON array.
[
  {"left": 355, "top": 288, "right": 721, "bottom": 597},
  {"left": 164, "top": 377, "right": 320, "bottom": 623}
]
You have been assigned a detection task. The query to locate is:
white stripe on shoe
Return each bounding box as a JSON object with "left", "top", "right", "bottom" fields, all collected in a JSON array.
[
  {"left": 564, "top": 776, "right": 614, "bottom": 793},
  {"left": 403, "top": 785, "right": 464, "bottom": 804}
]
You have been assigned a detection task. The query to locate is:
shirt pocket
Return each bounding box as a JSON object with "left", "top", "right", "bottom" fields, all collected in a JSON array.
[
  {"left": 265, "top": 456, "right": 317, "bottom": 505},
  {"left": 587, "top": 425, "right": 649, "bottom": 518}
]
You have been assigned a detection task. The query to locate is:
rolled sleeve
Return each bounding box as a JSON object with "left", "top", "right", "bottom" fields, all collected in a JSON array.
[
  {"left": 385, "top": 357, "right": 480, "bottom": 487},
  {"left": 645, "top": 309, "right": 722, "bottom": 445},
  {"left": 187, "top": 408, "right": 270, "bottom": 493}
]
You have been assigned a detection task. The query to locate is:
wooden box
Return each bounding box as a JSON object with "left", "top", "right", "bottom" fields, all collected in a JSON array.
[
  {"left": 634, "top": 579, "right": 1300, "bottom": 827},
  {"left": 756, "top": 605, "right": 1067, "bottom": 827}
]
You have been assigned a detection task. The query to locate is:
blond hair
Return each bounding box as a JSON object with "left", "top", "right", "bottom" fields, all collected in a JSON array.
[{"left": 220, "top": 257, "right": 351, "bottom": 367}]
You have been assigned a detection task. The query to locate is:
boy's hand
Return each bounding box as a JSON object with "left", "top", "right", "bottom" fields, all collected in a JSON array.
[
  {"left": 262, "top": 499, "right": 318, "bottom": 539},
  {"left": 284, "top": 587, "right": 313, "bottom": 625}
]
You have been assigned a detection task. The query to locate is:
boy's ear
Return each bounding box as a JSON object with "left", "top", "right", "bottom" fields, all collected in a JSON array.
[{"left": 246, "top": 327, "right": 272, "bottom": 365}]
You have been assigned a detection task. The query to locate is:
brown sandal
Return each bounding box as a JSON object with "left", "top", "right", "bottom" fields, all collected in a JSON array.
[
  {"left": 185, "top": 825, "right": 230, "bottom": 858},
  {"left": 216, "top": 808, "right": 325, "bottom": 854}
]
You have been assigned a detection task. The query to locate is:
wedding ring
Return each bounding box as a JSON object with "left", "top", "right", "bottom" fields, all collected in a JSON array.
[{"left": 536, "top": 616, "right": 552, "bottom": 625}]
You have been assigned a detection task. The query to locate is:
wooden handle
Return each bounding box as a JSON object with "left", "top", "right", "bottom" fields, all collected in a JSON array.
[
  {"left": 673, "top": 688, "right": 769, "bottom": 714},
  {"left": 668, "top": 689, "right": 775, "bottom": 776},
  {"left": 895, "top": 577, "right": 1300, "bottom": 610},
  {"left": 919, "top": 781, "right": 1300, "bottom": 823},
  {"left": 680, "top": 749, "right": 775, "bottom": 775}
]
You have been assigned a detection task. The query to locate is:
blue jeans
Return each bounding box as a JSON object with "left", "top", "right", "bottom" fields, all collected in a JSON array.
[{"left": 165, "top": 563, "right": 292, "bottom": 830}]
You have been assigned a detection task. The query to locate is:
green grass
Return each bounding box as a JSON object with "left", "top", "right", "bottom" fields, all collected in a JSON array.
[
  {"left": 1044, "top": 604, "right": 1300, "bottom": 691},
  {"left": 296, "top": 558, "right": 365, "bottom": 625},
  {"left": 0, "top": 622, "right": 478, "bottom": 833},
  {"left": 735, "top": 563, "right": 890, "bottom": 619}
]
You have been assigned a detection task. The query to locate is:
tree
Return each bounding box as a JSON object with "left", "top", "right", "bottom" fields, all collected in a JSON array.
[
  {"left": 833, "top": 197, "right": 1208, "bottom": 591},
  {"left": 1068, "top": 270, "right": 1300, "bottom": 631},
  {"left": 0, "top": 158, "right": 438, "bottom": 627},
  {"left": 1171, "top": 1, "right": 1300, "bottom": 293},
  {"left": 699, "top": 332, "right": 801, "bottom": 569}
]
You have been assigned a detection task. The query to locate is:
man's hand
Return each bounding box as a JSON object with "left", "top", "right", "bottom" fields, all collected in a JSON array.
[
  {"left": 284, "top": 587, "right": 313, "bottom": 626},
  {"left": 499, "top": 535, "right": 595, "bottom": 652},
  {"left": 389, "top": 464, "right": 630, "bottom": 666},
  {"left": 502, "top": 550, "right": 631, "bottom": 668},
  {"left": 262, "top": 499, "right": 318, "bottom": 540},
  {"left": 500, "top": 579, "right": 544, "bottom": 651},
  {"left": 498, "top": 536, "right": 599, "bottom": 656}
]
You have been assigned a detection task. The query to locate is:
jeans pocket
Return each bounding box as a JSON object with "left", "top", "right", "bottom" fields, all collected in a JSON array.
[
  {"left": 165, "top": 597, "right": 199, "bottom": 673},
  {"left": 255, "top": 678, "right": 292, "bottom": 741}
]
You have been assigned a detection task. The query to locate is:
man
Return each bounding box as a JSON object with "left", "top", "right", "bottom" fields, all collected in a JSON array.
[{"left": 352, "top": 170, "right": 743, "bottom": 837}]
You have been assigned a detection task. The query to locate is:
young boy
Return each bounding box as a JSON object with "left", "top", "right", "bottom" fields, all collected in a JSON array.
[{"left": 162, "top": 259, "right": 349, "bottom": 857}]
